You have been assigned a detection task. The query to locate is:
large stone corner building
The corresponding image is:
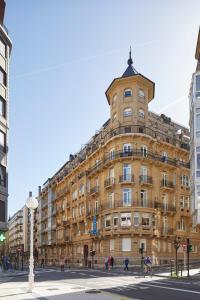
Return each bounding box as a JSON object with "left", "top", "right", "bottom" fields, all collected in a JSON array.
[{"left": 37, "top": 48, "right": 200, "bottom": 266}]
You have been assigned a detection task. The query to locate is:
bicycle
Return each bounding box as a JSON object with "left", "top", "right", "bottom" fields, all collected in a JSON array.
[{"left": 143, "top": 264, "right": 152, "bottom": 277}]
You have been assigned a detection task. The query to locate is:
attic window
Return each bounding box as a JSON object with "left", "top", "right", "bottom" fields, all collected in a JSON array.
[
  {"left": 139, "top": 89, "right": 145, "bottom": 98},
  {"left": 124, "top": 89, "right": 132, "bottom": 97},
  {"left": 123, "top": 108, "right": 132, "bottom": 117}
]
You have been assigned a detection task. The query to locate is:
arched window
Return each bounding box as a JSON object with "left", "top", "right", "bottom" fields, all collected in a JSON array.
[
  {"left": 139, "top": 89, "right": 145, "bottom": 98},
  {"left": 112, "top": 94, "right": 117, "bottom": 105},
  {"left": 124, "top": 88, "right": 132, "bottom": 97},
  {"left": 123, "top": 107, "right": 132, "bottom": 117},
  {"left": 139, "top": 109, "right": 145, "bottom": 118},
  {"left": 162, "top": 151, "right": 168, "bottom": 163},
  {"left": 141, "top": 145, "right": 148, "bottom": 157}
]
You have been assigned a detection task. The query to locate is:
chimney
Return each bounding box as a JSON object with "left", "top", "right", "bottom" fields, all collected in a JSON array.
[
  {"left": 38, "top": 186, "right": 41, "bottom": 194},
  {"left": 0, "top": 0, "right": 6, "bottom": 26}
]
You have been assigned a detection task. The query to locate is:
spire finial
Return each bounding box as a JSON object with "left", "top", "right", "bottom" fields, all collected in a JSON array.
[{"left": 127, "top": 46, "right": 133, "bottom": 66}]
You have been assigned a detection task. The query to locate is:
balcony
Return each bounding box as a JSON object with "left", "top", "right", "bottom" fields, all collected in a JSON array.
[
  {"left": 119, "top": 174, "right": 134, "bottom": 184},
  {"left": 139, "top": 175, "right": 153, "bottom": 185},
  {"left": 90, "top": 186, "right": 99, "bottom": 196},
  {"left": 160, "top": 227, "right": 174, "bottom": 236},
  {"left": 101, "top": 199, "right": 155, "bottom": 211},
  {"left": 156, "top": 203, "right": 176, "bottom": 214},
  {"left": 160, "top": 180, "right": 174, "bottom": 189},
  {"left": 104, "top": 177, "right": 115, "bottom": 188},
  {"left": 180, "top": 207, "right": 190, "bottom": 216},
  {"left": 55, "top": 186, "right": 69, "bottom": 199}
]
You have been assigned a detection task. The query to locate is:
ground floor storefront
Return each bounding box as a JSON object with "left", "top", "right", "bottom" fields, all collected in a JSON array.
[{"left": 38, "top": 235, "right": 200, "bottom": 267}]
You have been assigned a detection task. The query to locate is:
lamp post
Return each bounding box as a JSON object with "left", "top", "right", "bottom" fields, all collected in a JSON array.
[{"left": 26, "top": 192, "right": 38, "bottom": 293}]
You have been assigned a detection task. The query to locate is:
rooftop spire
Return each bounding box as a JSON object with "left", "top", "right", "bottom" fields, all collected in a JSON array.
[
  {"left": 122, "top": 46, "right": 138, "bottom": 78},
  {"left": 127, "top": 46, "right": 133, "bottom": 66}
]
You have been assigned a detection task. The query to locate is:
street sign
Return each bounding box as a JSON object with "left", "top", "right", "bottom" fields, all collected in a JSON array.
[
  {"left": 182, "top": 243, "right": 187, "bottom": 251},
  {"left": 93, "top": 216, "right": 97, "bottom": 232}
]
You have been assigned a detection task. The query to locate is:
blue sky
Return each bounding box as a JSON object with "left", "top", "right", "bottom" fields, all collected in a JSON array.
[{"left": 5, "top": 0, "right": 200, "bottom": 215}]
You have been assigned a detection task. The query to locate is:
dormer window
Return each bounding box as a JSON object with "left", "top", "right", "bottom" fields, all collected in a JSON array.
[
  {"left": 124, "top": 88, "right": 132, "bottom": 97},
  {"left": 112, "top": 94, "right": 117, "bottom": 105},
  {"left": 139, "top": 89, "right": 145, "bottom": 98},
  {"left": 123, "top": 108, "right": 132, "bottom": 117},
  {"left": 139, "top": 109, "right": 145, "bottom": 118}
]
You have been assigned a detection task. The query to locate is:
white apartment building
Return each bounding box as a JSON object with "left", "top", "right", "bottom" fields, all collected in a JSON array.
[
  {"left": 189, "top": 28, "right": 200, "bottom": 226},
  {"left": 0, "top": 0, "right": 12, "bottom": 232}
]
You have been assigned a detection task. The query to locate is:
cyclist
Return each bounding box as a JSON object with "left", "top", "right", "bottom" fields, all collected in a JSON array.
[{"left": 143, "top": 256, "right": 152, "bottom": 277}]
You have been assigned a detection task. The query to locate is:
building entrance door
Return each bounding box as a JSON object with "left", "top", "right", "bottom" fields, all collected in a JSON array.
[{"left": 84, "top": 245, "right": 88, "bottom": 266}]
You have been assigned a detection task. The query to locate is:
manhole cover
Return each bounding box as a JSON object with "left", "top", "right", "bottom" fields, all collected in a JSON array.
[
  {"left": 85, "top": 290, "right": 101, "bottom": 294},
  {"left": 47, "top": 288, "right": 59, "bottom": 291}
]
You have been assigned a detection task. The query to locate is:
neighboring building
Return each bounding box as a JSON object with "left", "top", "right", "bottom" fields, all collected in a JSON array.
[
  {"left": 0, "top": 0, "right": 12, "bottom": 232},
  {"left": 37, "top": 50, "right": 200, "bottom": 267},
  {"left": 8, "top": 208, "right": 24, "bottom": 255},
  {"left": 189, "top": 28, "right": 200, "bottom": 226}
]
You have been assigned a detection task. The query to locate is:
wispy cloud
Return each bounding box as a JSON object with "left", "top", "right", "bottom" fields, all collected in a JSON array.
[
  {"left": 157, "top": 95, "right": 188, "bottom": 114},
  {"left": 11, "top": 39, "right": 159, "bottom": 80}
]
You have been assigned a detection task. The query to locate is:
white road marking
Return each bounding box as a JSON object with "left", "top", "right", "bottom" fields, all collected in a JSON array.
[{"left": 139, "top": 283, "right": 200, "bottom": 294}]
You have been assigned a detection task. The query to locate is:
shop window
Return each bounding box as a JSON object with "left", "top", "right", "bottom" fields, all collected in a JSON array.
[{"left": 122, "top": 237, "right": 131, "bottom": 251}]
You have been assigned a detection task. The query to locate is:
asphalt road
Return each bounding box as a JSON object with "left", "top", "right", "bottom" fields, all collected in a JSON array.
[{"left": 4, "top": 267, "right": 200, "bottom": 300}]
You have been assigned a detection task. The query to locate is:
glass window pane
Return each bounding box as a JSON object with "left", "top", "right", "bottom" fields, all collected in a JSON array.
[
  {"left": 197, "top": 153, "right": 200, "bottom": 169},
  {"left": 0, "top": 131, "right": 5, "bottom": 148},
  {"left": 0, "top": 39, "right": 5, "bottom": 57},
  {"left": 0, "top": 98, "right": 5, "bottom": 117},
  {"left": 196, "top": 114, "right": 200, "bottom": 131},
  {"left": 0, "top": 165, "right": 6, "bottom": 187},
  {"left": 196, "top": 75, "right": 200, "bottom": 91}
]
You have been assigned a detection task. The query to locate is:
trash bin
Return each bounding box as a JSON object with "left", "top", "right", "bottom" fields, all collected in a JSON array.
[{"left": 88, "top": 261, "right": 92, "bottom": 268}]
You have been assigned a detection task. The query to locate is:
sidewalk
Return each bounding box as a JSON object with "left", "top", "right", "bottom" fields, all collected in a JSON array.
[
  {"left": 0, "top": 269, "right": 28, "bottom": 278},
  {"left": 154, "top": 268, "right": 200, "bottom": 278},
  {"left": 0, "top": 280, "right": 125, "bottom": 300}
]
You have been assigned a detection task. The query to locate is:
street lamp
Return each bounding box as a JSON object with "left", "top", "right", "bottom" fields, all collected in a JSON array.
[{"left": 26, "top": 191, "right": 38, "bottom": 293}]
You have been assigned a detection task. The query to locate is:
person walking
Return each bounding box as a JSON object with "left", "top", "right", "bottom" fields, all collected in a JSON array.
[
  {"left": 41, "top": 258, "right": 45, "bottom": 268},
  {"left": 108, "top": 255, "right": 112, "bottom": 270},
  {"left": 104, "top": 257, "right": 108, "bottom": 270},
  {"left": 124, "top": 257, "right": 129, "bottom": 271},
  {"left": 60, "top": 257, "right": 65, "bottom": 272},
  {"left": 110, "top": 256, "right": 114, "bottom": 269}
]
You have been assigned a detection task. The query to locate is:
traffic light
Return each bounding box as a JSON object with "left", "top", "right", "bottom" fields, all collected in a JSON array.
[
  {"left": 187, "top": 244, "right": 192, "bottom": 253},
  {"left": 186, "top": 238, "right": 192, "bottom": 253},
  {"left": 90, "top": 250, "right": 95, "bottom": 256}
]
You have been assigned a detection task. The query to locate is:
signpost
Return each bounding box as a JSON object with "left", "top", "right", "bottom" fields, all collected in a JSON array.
[
  {"left": 186, "top": 238, "right": 192, "bottom": 277},
  {"left": 182, "top": 243, "right": 187, "bottom": 270},
  {"left": 88, "top": 216, "right": 99, "bottom": 268}
]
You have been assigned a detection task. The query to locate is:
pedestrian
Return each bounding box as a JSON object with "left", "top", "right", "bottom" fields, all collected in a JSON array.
[
  {"left": 110, "top": 256, "right": 114, "bottom": 269},
  {"left": 41, "top": 258, "right": 45, "bottom": 268},
  {"left": 60, "top": 257, "right": 65, "bottom": 272},
  {"left": 124, "top": 257, "right": 129, "bottom": 271},
  {"left": 108, "top": 255, "right": 112, "bottom": 270},
  {"left": 104, "top": 257, "right": 108, "bottom": 270}
]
